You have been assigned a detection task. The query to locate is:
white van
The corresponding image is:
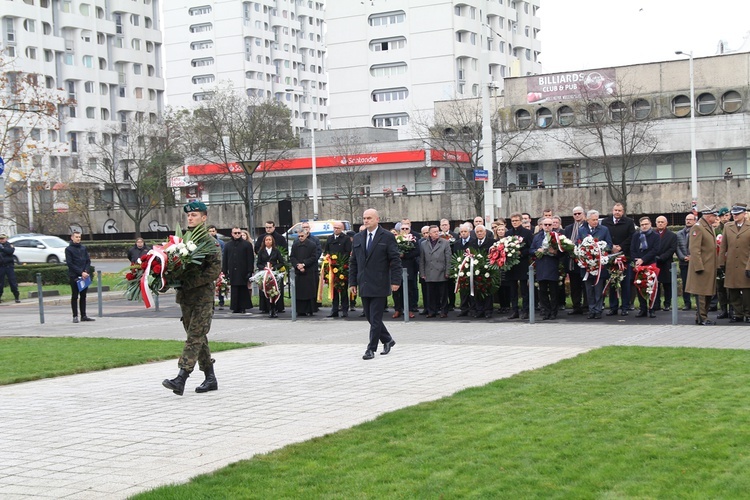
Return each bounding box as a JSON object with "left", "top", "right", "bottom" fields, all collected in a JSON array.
[{"left": 283, "top": 220, "right": 351, "bottom": 241}]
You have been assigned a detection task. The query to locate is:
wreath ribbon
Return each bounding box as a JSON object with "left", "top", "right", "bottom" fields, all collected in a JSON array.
[
  {"left": 262, "top": 263, "right": 281, "bottom": 303},
  {"left": 317, "top": 254, "right": 335, "bottom": 302},
  {"left": 140, "top": 246, "right": 167, "bottom": 309},
  {"left": 454, "top": 249, "right": 476, "bottom": 296}
]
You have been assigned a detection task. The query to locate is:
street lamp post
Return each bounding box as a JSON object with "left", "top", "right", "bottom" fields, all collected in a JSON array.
[
  {"left": 239, "top": 160, "right": 261, "bottom": 238},
  {"left": 675, "top": 50, "right": 697, "bottom": 211},
  {"left": 287, "top": 86, "right": 318, "bottom": 220}
]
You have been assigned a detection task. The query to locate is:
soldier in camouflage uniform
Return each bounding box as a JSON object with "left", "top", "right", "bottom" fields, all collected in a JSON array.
[{"left": 162, "top": 201, "right": 222, "bottom": 396}]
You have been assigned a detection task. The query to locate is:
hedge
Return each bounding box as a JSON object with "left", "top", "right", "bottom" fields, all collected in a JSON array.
[{"left": 14, "top": 264, "right": 96, "bottom": 285}]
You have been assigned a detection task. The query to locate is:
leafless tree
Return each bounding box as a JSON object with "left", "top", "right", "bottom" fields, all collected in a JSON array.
[
  {"left": 80, "top": 111, "right": 183, "bottom": 237},
  {"left": 322, "top": 130, "right": 375, "bottom": 223},
  {"left": 414, "top": 98, "right": 536, "bottom": 215},
  {"left": 177, "top": 83, "right": 296, "bottom": 231},
  {"left": 554, "top": 80, "right": 659, "bottom": 213},
  {"left": 0, "top": 51, "right": 73, "bottom": 230}
]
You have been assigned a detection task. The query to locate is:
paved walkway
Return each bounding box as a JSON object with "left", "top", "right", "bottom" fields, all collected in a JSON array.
[{"left": 2, "top": 298, "right": 750, "bottom": 499}]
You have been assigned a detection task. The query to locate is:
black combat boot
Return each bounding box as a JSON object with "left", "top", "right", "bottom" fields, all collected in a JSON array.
[
  {"left": 162, "top": 369, "right": 190, "bottom": 396},
  {"left": 717, "top": 306, "right": 729, "bottom": 320},
  {"left": 195, "top": 364, "right": 218, "bottom": 393}
]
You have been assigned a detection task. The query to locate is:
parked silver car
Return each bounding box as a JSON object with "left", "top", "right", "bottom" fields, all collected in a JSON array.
[{"left": 7, "top": 234, "right": 68, "bottom": 264}]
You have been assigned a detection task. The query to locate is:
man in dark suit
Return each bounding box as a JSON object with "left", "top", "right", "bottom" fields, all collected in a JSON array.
[
  {"left": 452, "top": 223, "right": 476, "bottom": 317},
  {"left": 654, "top": 215, "right": 678, "bottom": 311},
  {"left": 506, "top": 212, "right": 534, "bottom": 320},
  {"left": 630, "top": 217, "right": 661, "bottom": 318},
  {"left": 323, "top": 221, "right": 352, "bottom": 318},
  {"left": 563, "top": 206, "right": 588, "bottom": 314},
  {"left": 349, "top": 209, "right": 402, "bottom": 360},
  {"left": 601, "top": 203, "right": 636, "bottom": 316},
  {"left": 392, "top": 220, "right": 420, "bottom": 318},
  {"left": 473, "top": 224, "right": 495, "bottom": 318}
]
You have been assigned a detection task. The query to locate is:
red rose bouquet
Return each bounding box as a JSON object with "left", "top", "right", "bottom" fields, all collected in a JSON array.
[{"left": 633, "top": 263, "right": 660, "bottom": 309}]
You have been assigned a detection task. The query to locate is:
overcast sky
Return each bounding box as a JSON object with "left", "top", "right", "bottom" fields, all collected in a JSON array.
[{"left": 538, "top": 0, "right": 750, "bottom": 73}]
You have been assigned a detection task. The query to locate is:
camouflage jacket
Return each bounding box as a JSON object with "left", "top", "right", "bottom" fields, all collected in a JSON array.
[{"left": 176, "top": 227, "right": 222, "bottom": 305}]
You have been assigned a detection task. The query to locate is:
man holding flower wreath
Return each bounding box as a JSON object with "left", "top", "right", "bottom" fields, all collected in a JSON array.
[
  {"left": 162, "top": 201, "right": 222, "bottom": 396},
  {"left": 530, "top": 217, "right": 562, "bottom": 320},
  {"left": 630, "top": 217, "right": 660, "bottom": 318},
  {"left": 577, "top": 210, "right": 612, "bottom": 319}
]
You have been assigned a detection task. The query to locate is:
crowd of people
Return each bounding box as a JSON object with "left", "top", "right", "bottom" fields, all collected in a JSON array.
[{"left": 121, "top": 202, "right": 749, "bottom": 329}]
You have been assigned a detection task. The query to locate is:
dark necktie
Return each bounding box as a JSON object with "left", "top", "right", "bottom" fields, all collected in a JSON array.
[
  {"left": 478, "top": 239, "right": 483, "bottom": 246},
  {"left": 640, "top": 232, "right": 647, "bottom": 250},
  {"left": 367, "top": 232, "right": 373, "bottom": 254}
]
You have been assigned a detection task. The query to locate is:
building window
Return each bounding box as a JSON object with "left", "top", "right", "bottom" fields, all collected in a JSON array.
[
  {"left": 369, "top": 37, "right": 406, "bottom": 52},
  {"left": 189, "top": 23, "right": 212, "bottom": 33},
  {"left": 609, "top": 100, "right": 626, "bottom": 121},
  {"left": 369, "top": 62, "right": 407, "bottom": 77},
  {"left": 368, "top": 11, "right": 406, "bottom": 27},
  {"left": 721, "top": 90, "right": 742, "bottom": 113},
  {"left": 586, "top": 103, "right": 605, "bottom": 123},
  {"left": 191, "top": 40, "right": 213, "bottom": 50},
  {"left": 148, "top": 65, "right": 155, "bottom": 76},
  {"left": 515, "top": 109, "right": 531, "bottom": 129},
  {"left": 146, "top": 41, "right": 154, "bottom": 52},
  {"left": 84, "top": 81, "right": 94, "bottom": 93},
  {"left": 25, "top": 47, "right": 37, "bottom": 59},
  {"left": 536, "top": 107, "right": 552, "bottom": 128},
  {"left": 86, "top": 107, "right": 95, "bottom": 118},
  {"left": 696, "top": 92, "right": 717, "bottom": 115},
  {"left": 557, "top": 106, "right": 574, "bottom": 126},
  {"left": 191, "top": 57, "right": 214, "bottom": 67},
  {"left": 134, "top": 87, "right": 143, "bottom": 99},
  {"left": 131, "top": 39, "right": 141, "bottom": 50},
  {"left": 192, "top": 74, "right": 215, "bottom": 85},
  {"left": 82, "top": 55, "right": 93, "bottom": 68},
  {"left": 671, "top": 95, "right": 691, "bottom": 117},
  {"left": 372, "top": 113, "right": 409, "bottom": 127},
  {"left": 193, "top": 92, "right": 212, "bottom": 101},
  {"left": 371, "top": 88, "right": 409, "bottom": 102},
  {"left": 100, "top": 83, "right": 108, "bottom": 95},
  {"left": 133, "top": 64, "right": 142, "bottom": 75},
  {"left": 130, "top": 14, "right": 140, "bottom": 26},
  {"left": 632, "top": 99, "right": 651, "bottom": 120}
]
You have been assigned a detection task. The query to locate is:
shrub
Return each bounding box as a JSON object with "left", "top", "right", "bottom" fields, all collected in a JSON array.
[{"left": 14, "top": 264, "right": 96, "bottom": 285}]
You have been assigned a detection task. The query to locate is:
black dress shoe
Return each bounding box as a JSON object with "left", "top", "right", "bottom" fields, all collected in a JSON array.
[
  {"left": 567, "top": 309, "right": 584, "bottom": 315},
  {"left": 381, "top": 340, "right": 395, "bottom": 355},
  {"left": 648, "top": 312, "right": 657, "bottom": 318},
  {"left": 326, "top": 313, "right": 339, "bottom": 318},
  {"left": 587, "top": 313, "right": 595, "bottom": 319},
  {"left": 605, "top": 310, "right": 618, "bottom": 316},
  {"left": 439, "top": 313, "right": 448, "bottom": 318},
  {"left": 81, "top": 316, "right": 95, "bottom": 322},
  {"left": 426, "top": 314, "right": 436, "bottom": 318},
  {"left": 507, "top": 311, "right": 519, "bottom": 319},
  {"left": 270, "top": 311, "right": 278, "bottom": 318},
  {"left": 520, "top": 312, "right": 529, "bottom": 320},
  {"left": 717, "top": 311, "right": 730, "bottom": 319},
  {"left": 359, "top": 312, "right": 366, "bottom": 317},
  {"left": 419, "top": 310, "right": 428, "bottom": 315},
  {"left": 362, "top": 349, "right": 375, "bottom": 360},
  {"left": 663, "top": 306, "right": 671, "bottom": 312},
  {"left": 699, "top": 320, "right": 715, "bottom": 325},
  {"left": 636, "top": 310, "right": 646, "bottom": 318},
  {"left": 729, "top": 316, "right": 742, "bottom": 323},
  {"left": 593, "top": 313, "right": 602, "bottom": 319},
  {"left": 341, "top": 313, "right": 348, "bottom": 318},
  {"left": 457, "top": 311, "right": 469, "bottom": 317},
  {"left": 681, "top": 306, "right": 692, "bottom": 311},
  {"left": 621, "top": 310, "right": 628, "bottom": 316}
]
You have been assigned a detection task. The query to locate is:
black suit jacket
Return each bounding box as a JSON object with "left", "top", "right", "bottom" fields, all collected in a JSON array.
[
  {"left": 655, "top": 229, "right": 678, "bottom": 283},
  {"left": 349, "top": 226, "right": 402, "bottom": 297},
  {"left": 323, "top": 233, "right": 352, "bottom": 255},
  {"left": 602, "top": 215, "right": 636, "bottom": 257},
  {"left": 452, "top": 237, "right": 476, "bottom": 254},
  {"left": 505, "top": 225, "right": 534, "bottom": 280},
  {"left": 630, "top": 230, "right": 660, "bottom": 266},
  {"left": 475, "top": 235, "right": 495, "bottom": 250},
  {"left": 256, "top": 246, "right": 285, "bottom": 271}
]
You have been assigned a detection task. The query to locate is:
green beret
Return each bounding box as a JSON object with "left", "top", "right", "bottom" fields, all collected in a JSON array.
[
  {"left": 183, "top": 201, "right": 208, "bottom": 213},
  {"left": 717, "top": 207, "right": 730, "bottom": 216}
]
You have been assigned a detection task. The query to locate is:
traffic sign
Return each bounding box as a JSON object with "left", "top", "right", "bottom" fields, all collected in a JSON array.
[
  {"left": 0, "top": 157, "right": 5, "bottom": 176},
  {"left": 474, "top": 169, "right": 488, "bottom": 181}
]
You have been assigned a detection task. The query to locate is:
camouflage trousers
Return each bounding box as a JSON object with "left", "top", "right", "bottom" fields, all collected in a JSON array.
[{"left": 178, "top": 299, "right": 214, "bottom": 373}]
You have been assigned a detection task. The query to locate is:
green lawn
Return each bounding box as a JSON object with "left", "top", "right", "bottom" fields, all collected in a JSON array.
[
  {"left": 135, "top": 346, "right": 750, "bottom": 499},
  {"left": 0, "top": 337, "right": 256, "bottom": 385}
]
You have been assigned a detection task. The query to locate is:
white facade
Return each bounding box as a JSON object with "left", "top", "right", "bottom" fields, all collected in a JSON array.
[
  {"left": 325, "top": 0, "right": 542, "bottom": 139},
  {"left": 163, "top": 0, "right": 328, "bottom": 133},
  {"left": 1, "top": 0, "right": 165, "bottom": 233}
]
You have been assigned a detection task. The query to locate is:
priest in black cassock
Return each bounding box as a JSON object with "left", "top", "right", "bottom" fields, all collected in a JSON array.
[
  {"left": 222, "top": 226, "right": 255, "bottom": 314},
  {"left": 290, "top": 230, "right": 318, "bottom": 315}
]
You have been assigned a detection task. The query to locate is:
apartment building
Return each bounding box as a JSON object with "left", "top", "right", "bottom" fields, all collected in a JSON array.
[
  {"left": 325, "top": 0, "right": 542, "bottom": 139},
  {"left": 1, "top": 0, "right": 165, "bottom": 233},
  {"left": 163, "top": 0, "right": 328, "bottom": 134}
]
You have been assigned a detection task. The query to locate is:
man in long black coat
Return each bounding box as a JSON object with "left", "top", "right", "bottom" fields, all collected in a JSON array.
[
  {"left": 349, "top": 209, "right": 402, "bottom": 360},
  {"left": 630, "top": 217, "right": 661, "bottom": 317},
  {"left": 654, "top": 215, "right": 678, "bottom": 311},
  {"left": 222, "top": 226, "right": 255, "bottom": 314},
  {"left": 323, "top": 221, "right": 353, "bottom": 317},
  {"left": 506, "top": 212, "right": 534, "bottom": 320},
  {"left": 601, "top": 203, "right": 636, "bottom": 316}
]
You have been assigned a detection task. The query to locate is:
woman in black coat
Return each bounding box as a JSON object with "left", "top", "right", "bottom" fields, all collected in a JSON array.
[
  {"left": 290, "top": 231, "right": 318, "bottom": 316},
  {"left": 256, "top": 234, "right": 286, "bottom": 317}
]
